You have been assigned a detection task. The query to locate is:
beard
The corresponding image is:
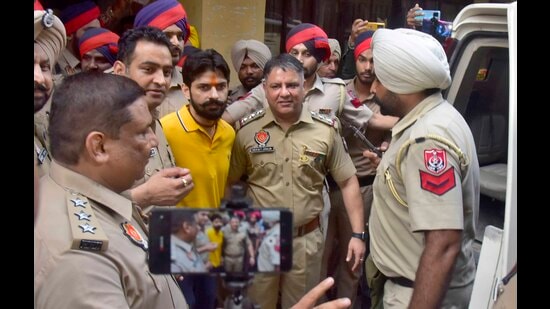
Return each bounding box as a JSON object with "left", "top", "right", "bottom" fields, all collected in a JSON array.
[
  {"left": 34, "top": 82, "right": 50, "bottom": 113},
  {"left": 190, "top": 96, "right": 227, "bottom": 121}
]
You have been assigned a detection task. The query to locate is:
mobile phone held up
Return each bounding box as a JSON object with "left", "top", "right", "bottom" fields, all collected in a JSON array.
[
  {"left": 365, "top": 22, "right": 385, "bottom": 32},
  {"left": 148, "top": 207, "right": 293, "bottom": 275},
  {"left": 415, "top": 9, "right": 440, "bottom": 23}
]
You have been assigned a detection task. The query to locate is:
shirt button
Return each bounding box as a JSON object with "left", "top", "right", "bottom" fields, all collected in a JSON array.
[
  {"left": 286, "top": 182, "right": 289, "bottom": 186},
  {"left": 285, "top": 158, "right": 289, "bottom": 162}
]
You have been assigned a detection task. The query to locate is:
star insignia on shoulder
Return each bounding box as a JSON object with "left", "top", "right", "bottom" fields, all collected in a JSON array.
[
  {"left": 71, "top": 198, "right": 88, "bottom": 208},
  {"left": 74, "top": 210, "right": 92, "bottom": 221},
  {"left": 79, "top": 223, "right": 97, "bottom": 234}
]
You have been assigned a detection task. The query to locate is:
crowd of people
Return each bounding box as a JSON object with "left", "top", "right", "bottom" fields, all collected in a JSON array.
[{"left": 34, "top": 1, "right": 480, "bottom": 309}]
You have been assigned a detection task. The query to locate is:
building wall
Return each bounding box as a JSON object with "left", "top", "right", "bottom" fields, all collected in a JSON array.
[{"left": 182, "top": 0, "right": 266, "bottom": 89}]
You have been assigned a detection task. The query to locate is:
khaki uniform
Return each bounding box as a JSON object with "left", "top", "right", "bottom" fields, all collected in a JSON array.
[
  {"left": 55, "top": 48, "right": 81, "bottom": 76},
  {"left": 128, "top": 119, "right": 176, "bottom": 191},
  {"left": 158, "top": 69, "right": 188, "bottom": 119},
  {"left": 226, "top": 74, "right": 373, "bottom": 129},
  {"left": 34, "top": 161, "right": 188, "bottom": 309},
  {"left": 34, "top": 98, "right": 52, "bottom": 178},
  {"left": 229, "top": 107, "right": 357, "bottom": 309},
  {"left": 223, "top": 229, "right": 252, "bottom": 272},
  {"left": 369, "top": 93, "right": 479, "bottom": 308},
  {"left": 228, "top": 84, "right": 248, "bottom": 104},
  {"left": 321, "top": 77, "right": 390, "bottom": 304},
  {"left": 171, "top": 235, "right": 207, "bottom": 273}
]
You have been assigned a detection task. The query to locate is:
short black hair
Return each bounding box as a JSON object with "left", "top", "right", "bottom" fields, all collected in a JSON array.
[
  {"left": 263, "top": 53, "right": 304, "bottom": 80},
  {"left": 181, "top": 48, "right": 230, "bottom": 87},
  {"left": 117, "top": 26, "right": 172, "bottom": 65},
  {"left": 49, "top": 72, "right": 144, "bottom": 164}
]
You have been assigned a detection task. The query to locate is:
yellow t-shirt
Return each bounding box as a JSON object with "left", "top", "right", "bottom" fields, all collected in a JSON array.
[
  {"left": 161, "top": 105, "right": 235, "bottom": 208},
  {"left": 206, "top": 227, "right": 223, "bottom": 267}
]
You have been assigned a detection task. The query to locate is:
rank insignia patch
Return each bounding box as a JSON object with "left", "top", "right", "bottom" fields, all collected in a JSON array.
[
  {"left": 419, "top": 167, "right": 456, "bottom": 196},
  {"left": 121, "top": 222, "right": 148, "bottom": 251},
  {"left": 250, "top": 129, "right": 274, "bottom": 153},
  {"left": 424, "top": 149, "right": 447, "bottom": 174}
]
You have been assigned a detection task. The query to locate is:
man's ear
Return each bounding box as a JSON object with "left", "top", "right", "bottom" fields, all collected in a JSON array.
[
  {"left": 112, "top": 60, "right": 126, "bottom": 75},
  {"left": 85, "top": 131, "right": 109, "bottom": 163},
  {"left": 182, "top": 83, "right": 191, "bottom": 100}
]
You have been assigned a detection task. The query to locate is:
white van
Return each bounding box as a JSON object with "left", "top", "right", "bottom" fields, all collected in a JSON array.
[{"left": 443, "top": 2, "right": 516, "bottom": 308}]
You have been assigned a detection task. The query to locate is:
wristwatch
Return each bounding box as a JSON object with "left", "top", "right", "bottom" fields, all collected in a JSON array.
[{"left": 351, "top": 231, "right": 367, "bottom": 241}]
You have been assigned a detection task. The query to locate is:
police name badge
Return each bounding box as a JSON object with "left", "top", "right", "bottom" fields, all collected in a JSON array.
[
  {"left": 250, "top": 130, "right": 274, "bottom": 153},
  {"left": 121, "top": 222, "right": 148, "bottom": 251},
  {"left": 301, "top": 146, "right": 326, "bottom": 163}
]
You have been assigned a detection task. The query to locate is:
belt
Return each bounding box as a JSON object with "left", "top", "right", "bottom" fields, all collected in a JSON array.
[
  {"left": 326, "top": 175, "right": 375, "bottom": 190},
  {"left": 293, "top": 216, "right": 320, "bottom": 237},
  {"left": 388, "top": 277, "right": 414, "bottom": 288}
]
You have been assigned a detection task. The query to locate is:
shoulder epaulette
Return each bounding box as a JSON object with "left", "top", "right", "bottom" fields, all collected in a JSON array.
[
  {"left": 238, "top": 109, "right": 265, "bottom": 128},
  {"left": 320, "top": 77, "right": 346, "bottom": 86},
  {"left": 310, "top": 111, "right": 335, "bottom": 127},
  {"left": 66, "top": 191, "right": 109, "bottom": 252}
]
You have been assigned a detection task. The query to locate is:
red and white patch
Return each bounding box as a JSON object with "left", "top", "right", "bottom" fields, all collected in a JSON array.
[
  {"left": 121, "top": 222, "right": 148, "bottom": 251},
  {"left": 424, "top": 148, "right": 447, "bottom": 174},
  {"left": 419, "top": 167, "right": 456, "bottom": 196}
]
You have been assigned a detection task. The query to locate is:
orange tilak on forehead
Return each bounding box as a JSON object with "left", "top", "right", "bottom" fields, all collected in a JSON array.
[{"left": 210, "top": 75, "right": 218, "bottom": 87}]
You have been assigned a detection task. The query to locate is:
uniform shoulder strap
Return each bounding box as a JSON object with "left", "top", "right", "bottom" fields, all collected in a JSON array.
[
  {"left": 310, "top": 111, "right": 336, "bottom": 127},
  {"left": 238, "top": 109, "right": 266, "bottom": 129},
  {"left": 66, "top": 191, "right": 109, "bottom": 252}
]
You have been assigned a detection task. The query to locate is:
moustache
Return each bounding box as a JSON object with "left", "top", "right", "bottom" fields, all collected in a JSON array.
[
  {"left": 205, "top": 99, "right": 226, "bottom": 107},
  {"left": 34, "top": 82, "right": 48, "bottom": 92}
]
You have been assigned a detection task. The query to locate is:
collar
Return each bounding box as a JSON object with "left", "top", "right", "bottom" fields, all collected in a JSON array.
[
  {"left": 256, "top": 106, "right": 314, "bottom": 129},
  {"left": 171, "top": 234, "right": 193, "bottom": 252},
  {"left": 177, "top": 105, "right": 222, "bottom": 132},
  {"left": 348, "top": 77, "right": 374, "bottom": 102},
  {"left": 170, "top": 68, "right": 183, "bottom": 88},
  {"left": 308, "top": 74, "right": 325, "bottom": 96},
  {"left": 392, "top": 92, "right": 445, "bottom": 137},
  {"left": 49, "top": 160, "right": 133, "bottom": 221},
  {"left": 60, "top": 48, "right": 81, "bottom": 69}
]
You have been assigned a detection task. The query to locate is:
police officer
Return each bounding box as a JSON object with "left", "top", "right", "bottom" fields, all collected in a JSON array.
[
  {"left": 113, "top": 26, "right": 193, "bottom": 209},
  {"left": 34, "top": 73, "right": 188, "bottom": 308},
  {"left": 366, "top": 28, "right": 479, "bottom": 308},
  {"left": 223, "top": 216, "right": 255, "bottom": 272},
  {"left": 171, "top": 211, "right": 206, "bottom": 273},
  {"left": 34, "top": 8, "right": 66, "bottom": 178},
  {"left": 229, "top": 39, "right": 272, "bottom": 103},
  {"left": 227, "top": 54, "right": 366, "bottom": 309},
  {"left": 134, "top": 0, "right": 192, "bottom": 118}
]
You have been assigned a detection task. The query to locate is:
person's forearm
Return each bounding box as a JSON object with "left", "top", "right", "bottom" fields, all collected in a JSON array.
[
  {"left": 128, "top": 184, "right": 151, "bottom": 207},
  {"left": 409, "top": 229, "right": 461, "bottom": 309},
  {"left": 339, "top": 176, "right": 365, "bottom": 232}
]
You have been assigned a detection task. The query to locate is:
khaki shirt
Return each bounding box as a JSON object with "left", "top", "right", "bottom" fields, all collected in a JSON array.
[
  {"left": 344, "top": 78, "right": 390, "bottom": 177},
  {"left": 55, "top": 48, "right": 81, "bottom": 77},
  {"left": 131, "top": 119, "right": 176, "bottom": 189},
  {"left": 228, "top": 84, "right": 248, "bottom": 104},
  {"left": 223, "top": 229, "right": 252, "bottom": 256},
  {"left": 158, "top": 69, "right": 188, "bottom": 119},
  {"left": 369, "top": 93, "right": 479, "bottom": 288},
  {"left": 34, "top": 161, "right": 188, "bottom": 308},
  {"left": 226, "top": 74, "right": 373, "bottom": 129},
  {"left": 228, "top": 107, "right": 357, "bottom": 227}
]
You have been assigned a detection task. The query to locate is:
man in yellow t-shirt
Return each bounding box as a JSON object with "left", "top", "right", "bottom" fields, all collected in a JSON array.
[{"left": 161, "top": 49, "right": 235, "bottom": 208}]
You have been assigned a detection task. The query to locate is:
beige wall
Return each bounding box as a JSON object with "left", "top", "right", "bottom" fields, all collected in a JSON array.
[{"left": 181, "top": 0, "right": 267, "bottom": 88}]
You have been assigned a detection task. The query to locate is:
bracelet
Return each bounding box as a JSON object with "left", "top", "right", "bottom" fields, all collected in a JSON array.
[{"left": 347, "top": 39, "right": 355, "bottom": 50}]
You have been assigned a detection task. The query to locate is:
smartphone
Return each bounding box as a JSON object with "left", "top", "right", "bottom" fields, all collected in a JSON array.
[
  {"left": 148, "top": 207, "right": 293, "bottom": 275},
  {"left": 365, "top": 22, "right": 385, "bottom": 32},
  {"left": 415, "top": 9, "right": 440, "bottom": 23}
]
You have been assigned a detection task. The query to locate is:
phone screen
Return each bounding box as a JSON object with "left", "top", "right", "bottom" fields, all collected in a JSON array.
[
  {"left": 415, "top": 9, "right": 441, "bottom": 22},
  {"left": 148, "top": 207, "right": 293, "bottom": 275}
]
